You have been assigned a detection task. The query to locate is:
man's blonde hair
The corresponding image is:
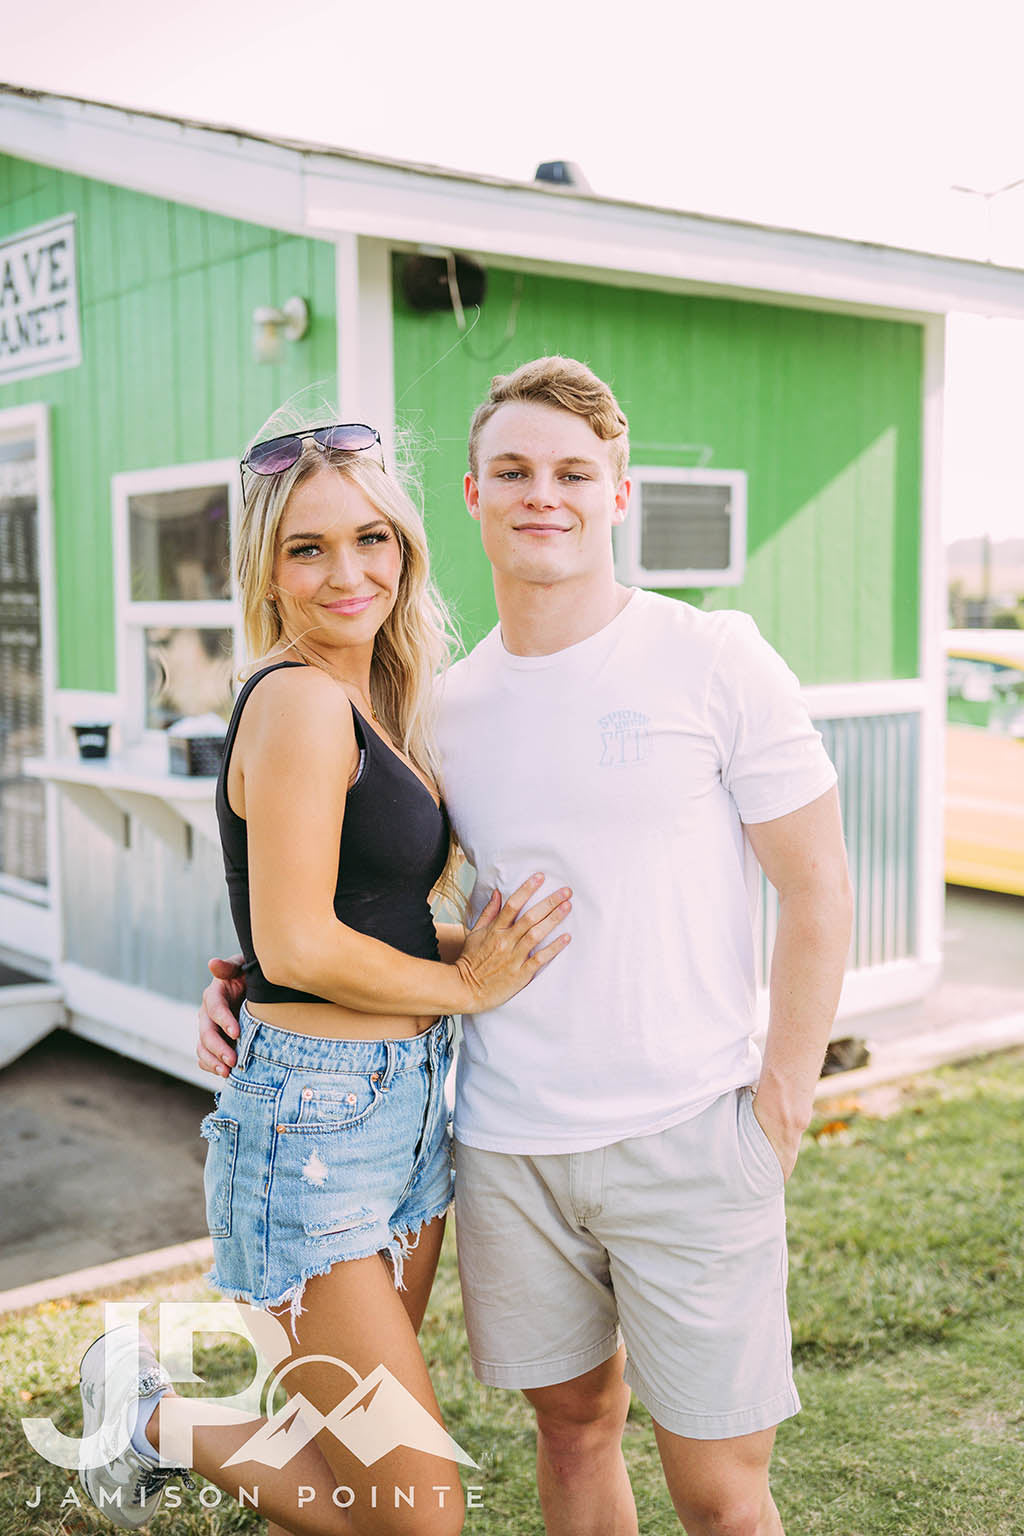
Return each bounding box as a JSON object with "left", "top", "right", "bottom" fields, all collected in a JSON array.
[{"left": 468, "top": 356, "right": 630, "bottom": 482}]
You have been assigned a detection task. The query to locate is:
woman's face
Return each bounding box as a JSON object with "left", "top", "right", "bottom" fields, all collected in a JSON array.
[{"left": 270, "top": 468, "right": 403, "bottom": 653}]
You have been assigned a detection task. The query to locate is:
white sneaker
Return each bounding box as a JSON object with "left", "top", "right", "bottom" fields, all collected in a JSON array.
[{"left": 78, "top": 1325, "right": 195, "bottom": 1529}]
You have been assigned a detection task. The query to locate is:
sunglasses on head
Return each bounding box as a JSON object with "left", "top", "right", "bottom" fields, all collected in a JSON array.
[{"left": 241, "top": 423, "right": 385, "bottom": 478}]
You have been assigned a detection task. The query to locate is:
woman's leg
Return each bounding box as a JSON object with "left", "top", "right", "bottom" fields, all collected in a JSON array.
[
  {"left": 149, "top": 1216, "right": 457, "bottom": 1536},
  {"left": 263, "top": 1215, "right": 448, "bottom": 1536},
  {"left": 393, "top": 1213, "right": 447, "bottom": 1335}
]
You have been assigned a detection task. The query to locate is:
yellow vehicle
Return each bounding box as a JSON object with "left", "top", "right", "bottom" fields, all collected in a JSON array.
[{"left": 945, "top": 629, "right": 1024, "bottom": 896}]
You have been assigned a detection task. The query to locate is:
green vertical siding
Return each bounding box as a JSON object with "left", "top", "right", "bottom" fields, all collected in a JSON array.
[
  {"left": 393, "top": 263, "right": 923, "bottom": 683},
  {"left": 0, "top": 154, "right": 336, "bottom": 690}
]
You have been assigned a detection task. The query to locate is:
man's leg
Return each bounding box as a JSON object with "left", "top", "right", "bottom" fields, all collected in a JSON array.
[
  {"left": 522, "top": 1346, "right": 637, "bottom": 1536},
  {"left": 585, "top": 1094, "right": 797, "bottom": 1535},
  {"left": 454, "top": 1141, "right": 631, "bottom": 1535},
  {"left": 653, "top": 1424, "right": 783, "bottom": 1536}
]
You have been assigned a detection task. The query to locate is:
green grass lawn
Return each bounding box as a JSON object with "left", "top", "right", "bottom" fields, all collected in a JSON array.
[{"left": 2, "top": 1050, "right": 1023, "bottom": 1535}]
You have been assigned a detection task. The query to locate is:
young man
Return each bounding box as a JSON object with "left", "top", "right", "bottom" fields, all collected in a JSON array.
[{"left": 198, "top": 357, "right": 853, "bottom": 1536}]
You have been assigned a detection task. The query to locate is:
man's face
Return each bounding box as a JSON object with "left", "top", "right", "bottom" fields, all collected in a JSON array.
[{"left": 464, "top": 401, "right": 630, "bottom": 589}]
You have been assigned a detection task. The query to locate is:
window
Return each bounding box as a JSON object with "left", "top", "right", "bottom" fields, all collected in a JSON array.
[
  {"left": 113, "top": 462, "right": 240, "bottom": 748},
  {"left": 0, "top": 414, "right": 48, "bottom": 894},
  {"left": 614, "top": 468, "right": 747, "bottom": 588}
]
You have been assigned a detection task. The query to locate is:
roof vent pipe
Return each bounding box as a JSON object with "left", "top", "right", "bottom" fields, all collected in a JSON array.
[{"left": 534, "top": 161, "right": 592, "bottom": 191}]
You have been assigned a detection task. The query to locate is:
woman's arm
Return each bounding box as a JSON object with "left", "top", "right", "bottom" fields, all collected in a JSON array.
[
  {"left": 434, "top": 922, "right": 467, "bottom": 964},
  {"left": 239, "top": 667, "right": 567, "bottom": 1016}
]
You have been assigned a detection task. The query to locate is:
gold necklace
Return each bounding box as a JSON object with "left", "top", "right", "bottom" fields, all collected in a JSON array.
[{"left": 354, "top": 689, "right": 380, "bottom": 724}]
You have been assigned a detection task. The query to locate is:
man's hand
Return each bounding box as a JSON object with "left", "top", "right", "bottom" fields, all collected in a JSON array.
[
  {"left": 196, "top": 955, "right": 245, "bottom": 1078},
  {"left": 751, "top": 1089, "right": 808, "bottom": 1183}
]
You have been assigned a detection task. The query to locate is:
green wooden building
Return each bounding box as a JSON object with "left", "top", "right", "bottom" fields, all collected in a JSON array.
[{"left": 3, "top": 83, "right": 1023, "bottom": 1083}]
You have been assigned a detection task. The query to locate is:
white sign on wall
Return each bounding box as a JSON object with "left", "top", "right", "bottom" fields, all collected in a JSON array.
[{"left": 0, "top": 215, "right": 81, "bottom": 384}]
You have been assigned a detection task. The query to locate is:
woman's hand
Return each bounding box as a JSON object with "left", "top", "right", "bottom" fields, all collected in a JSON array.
[
  {"left": 196, "top": 955, "right": 245, "bottom": 1078},
  {"left": 195, "top": 878, "right": 570, "bottom": 1048},
  {"left": 453, "top": 874, "right": 572, "bottom": 1012}
]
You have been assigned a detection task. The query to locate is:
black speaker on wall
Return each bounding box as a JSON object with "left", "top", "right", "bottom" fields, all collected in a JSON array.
[{"left": 401, "top": 253, "right": 487, "bottom": 313}]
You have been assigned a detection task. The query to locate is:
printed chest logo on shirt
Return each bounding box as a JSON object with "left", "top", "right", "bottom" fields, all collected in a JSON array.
[{"left": 598, "top": 709, "right": 652, "bottom": 768}]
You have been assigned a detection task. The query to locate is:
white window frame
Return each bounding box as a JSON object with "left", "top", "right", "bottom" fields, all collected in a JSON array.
[
  {"left": 112, "top": 460, "right": 241, "bottom": 749},
  {"left": 616, "top": 466, "right": 747, "bottom": 588},
  {"left": 0, "top": 400, "right": 59, "bottom": 960}
]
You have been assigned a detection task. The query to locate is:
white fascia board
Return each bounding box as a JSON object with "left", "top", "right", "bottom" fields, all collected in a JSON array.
[
  {"left": 0, "top": 91, "right": 310, "bottom": 235},
  {"left": 308, "top": 165, "right": 1024, "bottom": 320},
  {"left": 8, "top": 89, "right": 1024, "bottom": 320}
]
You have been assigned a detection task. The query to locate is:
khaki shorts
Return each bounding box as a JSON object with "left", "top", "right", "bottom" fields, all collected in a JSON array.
[{"left": 454, "top": 1087, "right": 800, "bottom": 1440}]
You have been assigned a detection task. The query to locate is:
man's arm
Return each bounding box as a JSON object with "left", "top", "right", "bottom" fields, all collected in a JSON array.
[{"left": 744, "top": 785, "right": 854, "bottom": 1179}]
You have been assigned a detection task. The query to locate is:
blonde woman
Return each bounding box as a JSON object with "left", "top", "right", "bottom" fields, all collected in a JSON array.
[{"left": 77, "top": 416, "right": 572, "bottom": 1536}]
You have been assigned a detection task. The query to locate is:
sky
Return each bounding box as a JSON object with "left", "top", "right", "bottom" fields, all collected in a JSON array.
[{"left": 4, "top": 0, "right": 1024, "bottom": 541}]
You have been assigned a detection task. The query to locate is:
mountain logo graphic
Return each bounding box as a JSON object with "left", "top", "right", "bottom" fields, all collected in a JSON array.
[{"left": 223, "top": 1360, "right": 478, "bottom": 1471}]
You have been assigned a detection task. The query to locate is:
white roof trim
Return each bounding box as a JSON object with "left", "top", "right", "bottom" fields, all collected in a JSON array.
[{"left": 5, "top": 84, "right": 1024, "bottom": 319}]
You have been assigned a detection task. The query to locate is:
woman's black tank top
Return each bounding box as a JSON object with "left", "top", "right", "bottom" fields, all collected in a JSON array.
[{"left": 215, "top": 661, "right": 449, "bottom": 1005}]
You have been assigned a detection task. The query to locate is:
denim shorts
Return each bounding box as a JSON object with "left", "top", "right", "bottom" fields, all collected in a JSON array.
[{"left": 201, "top": 1004, "right": 454, "bottom": 1325}]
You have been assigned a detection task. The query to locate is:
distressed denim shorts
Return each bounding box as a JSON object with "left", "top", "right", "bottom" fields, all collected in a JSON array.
[{"left": 201, "top": 1004, "right": 454, "bottom": 1325}]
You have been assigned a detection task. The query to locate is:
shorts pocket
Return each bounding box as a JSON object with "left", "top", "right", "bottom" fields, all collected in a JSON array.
[
  {"left": 201, "top": 1115, "right": 239, "bottom": 1237},
  {"left": 737, "top": 1089, "right": 785, "bottom": 1195},
  {"left": 225, "top": 1071, "right": 277, "bottom": 1099},
  {"left": 278, "top": 1071, "right": 384, "bottom": 1133}
]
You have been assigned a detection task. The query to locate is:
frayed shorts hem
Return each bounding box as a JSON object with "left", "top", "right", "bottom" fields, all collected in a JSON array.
[
  {"left": 470, "top": 1328, "right": 621, "bottom": 1390},
  {"left": 204, "top": 1190, "right": 454, "bottom": 1333},
  {"left": 624, "top": 1358, "right": 801, "bottom": 1440}
]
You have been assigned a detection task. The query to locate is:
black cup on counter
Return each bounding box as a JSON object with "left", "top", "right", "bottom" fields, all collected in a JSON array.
[
  {"left": 73, "top": 723, "right": 111, "bottom": 760},
  {"left": 167, "top": 714, "right": 228, "bottom": 776}
]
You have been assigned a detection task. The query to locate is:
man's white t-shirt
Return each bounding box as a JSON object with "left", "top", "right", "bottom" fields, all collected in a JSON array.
[{"left": 436, "top": 589, "right": 838, "bottom": 1155}]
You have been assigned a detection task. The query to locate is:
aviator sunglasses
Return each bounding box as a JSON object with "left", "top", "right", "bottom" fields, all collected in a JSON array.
[{"left": 240, "top": 424, "right": 385, "bottom": 502}]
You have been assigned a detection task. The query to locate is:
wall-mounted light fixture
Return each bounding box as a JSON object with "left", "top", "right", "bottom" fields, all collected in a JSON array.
[{"left": 252, "top": 297, "right": 310, "bottom": 364}]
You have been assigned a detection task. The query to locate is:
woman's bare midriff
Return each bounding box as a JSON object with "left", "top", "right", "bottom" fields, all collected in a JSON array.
[{"left": 248, "top": 999, "right": 440, "bottom": 1040}]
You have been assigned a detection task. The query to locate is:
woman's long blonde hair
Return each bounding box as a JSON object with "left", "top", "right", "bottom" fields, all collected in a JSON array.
[{"left": 234, "top": 400, "right": 465, "bottom": 904}]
